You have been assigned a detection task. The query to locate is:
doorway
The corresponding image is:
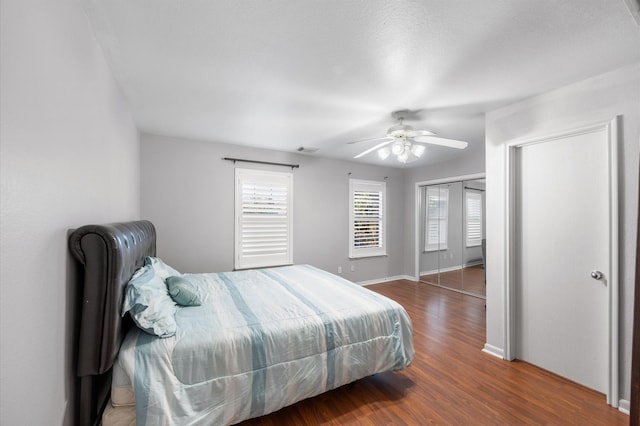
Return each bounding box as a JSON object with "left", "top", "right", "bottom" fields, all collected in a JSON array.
[{"left": 505, "top": 119, "right": 619, "bottom": 406}]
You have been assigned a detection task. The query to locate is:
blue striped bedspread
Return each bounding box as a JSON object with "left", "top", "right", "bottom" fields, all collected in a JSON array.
[{"left": 116, "top": 264, "right": 414, "bottom": 425}]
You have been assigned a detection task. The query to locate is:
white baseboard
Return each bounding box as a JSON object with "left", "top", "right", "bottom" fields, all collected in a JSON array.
[
  {"left": 358, "top": 275, "right": 416, "bottom": 286},
  {"left": 482, "top": 343, "right": 504, "bottom": 359},
  {"left": 618, "top": 399, "right": 629, "bottom": 415}
]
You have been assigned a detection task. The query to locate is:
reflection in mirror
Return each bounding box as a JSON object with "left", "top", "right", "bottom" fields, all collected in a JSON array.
[
  {"left": 461, "top": 179, "right": 486, "bottom": 296},
  {"left": 419, "top": 178, "right": 486, "bottom": 298},
  {"left": 420, "top": 183, "right": 441, "bottom": 286}
]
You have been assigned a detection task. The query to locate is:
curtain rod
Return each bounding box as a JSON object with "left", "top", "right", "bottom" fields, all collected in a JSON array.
[
  {"left": 223, "top": 157, "right": 299, "bottom": 169},
  {"left": 464, "top": 187, "right": 485, "bottom": 191}
]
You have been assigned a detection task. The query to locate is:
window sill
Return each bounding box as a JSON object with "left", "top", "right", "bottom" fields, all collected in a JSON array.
[{"left": 348, "top": 253, "right": 388, "bottom": 260}]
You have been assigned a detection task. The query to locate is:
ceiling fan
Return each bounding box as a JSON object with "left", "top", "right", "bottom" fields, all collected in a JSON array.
[{"left": 348, "top": 110, "right": 468, "bottom": 163}]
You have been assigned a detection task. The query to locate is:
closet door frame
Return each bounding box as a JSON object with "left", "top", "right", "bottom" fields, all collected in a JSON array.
[{"left": 414, "top": 173, "right": 486, "bottom": 282}]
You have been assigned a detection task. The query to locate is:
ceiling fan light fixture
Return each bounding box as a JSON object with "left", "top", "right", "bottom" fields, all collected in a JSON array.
[
  {"left": 377, "top": 146, "right": 391, "bottom": 160},
  {"left": 391, "top": 140, "right": 405, "bottom": 155},
  {"left": 411, "top": 144, "right": 426, "bottom": 158},
  {"left": 400, "top": 149, "right": 421, "bottom": 163},
  {"left": 397, "top": 151, "right": 409, "bottom": 163}
]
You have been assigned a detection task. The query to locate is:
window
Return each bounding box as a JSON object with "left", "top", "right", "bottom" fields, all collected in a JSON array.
[
  {"left": 234, "top": 168, "right": 293, "bottom": 270},
  {"left": 425, "top": 186, "right": 449, "bottom": 251},
  {"left": 349, "top": 179, "right": 386, "bottom": 258},
  {"left": 465, "top": 190, "right": 483, "bottom": 247}
]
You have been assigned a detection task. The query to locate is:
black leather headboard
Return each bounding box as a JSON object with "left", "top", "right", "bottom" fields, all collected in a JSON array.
[{"left": 68, "top": 220, "right": 156, "bottom": 424}]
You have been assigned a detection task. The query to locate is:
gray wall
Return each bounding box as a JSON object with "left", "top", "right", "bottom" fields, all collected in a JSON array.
[
  {"left": 0, "top": 1, "right": 141, "bottom": 425},
  {"left": 141, "top": 133, "right": 406, "bottom": 283},
  {"left": 485, "top": 63, "right": 640, "bottom": 404}
]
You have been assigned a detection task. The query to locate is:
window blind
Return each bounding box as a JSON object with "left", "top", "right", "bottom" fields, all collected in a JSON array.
[
  {"left": 465, "top": 190, "right": 483, "bottom": 247},
  {"left": 349, "top": 179, "right": 386, "bottom": 258},
  {"left": 235, "top": 169, "right": 293, "bottom": 269}
]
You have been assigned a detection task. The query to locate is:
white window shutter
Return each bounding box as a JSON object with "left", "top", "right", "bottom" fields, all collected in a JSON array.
[
  {"left": 349, "top": 179, "right": 386, "bottom": 258},
  {"left": 465, "top": 190, "right": 483, "bottom": 247},
  {"left": 235, "top": 169, "right": 293, "bottom": 269}
]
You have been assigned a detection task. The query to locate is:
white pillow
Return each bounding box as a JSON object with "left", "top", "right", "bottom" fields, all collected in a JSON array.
[
  {"left": 144, "top": 256, "right": 181, "bottom": 279},
  {"left": 122, "top": 265, "right": 177, "bottom": 338}
]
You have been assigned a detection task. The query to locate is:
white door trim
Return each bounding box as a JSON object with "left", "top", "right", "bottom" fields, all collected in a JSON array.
[
  {"left": 504, "top": 117, "right": 619, "bottom": 406},
  {"left": 413, "top": 173, "right": 486, "bottom": 281}
]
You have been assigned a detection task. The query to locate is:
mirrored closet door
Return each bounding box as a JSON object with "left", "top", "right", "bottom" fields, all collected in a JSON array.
[{"left": 419, "top": 178, "right": 486, "bottom": 298}]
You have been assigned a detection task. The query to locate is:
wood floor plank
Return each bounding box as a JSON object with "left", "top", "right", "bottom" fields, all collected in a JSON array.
[{"left": 240, "top": 280, "right": 627, "bottom": 425}]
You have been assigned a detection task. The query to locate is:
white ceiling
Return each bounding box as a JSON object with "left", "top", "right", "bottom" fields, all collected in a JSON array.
[{"left": 83, "top": 0, "right": 640, "bottom": 168}]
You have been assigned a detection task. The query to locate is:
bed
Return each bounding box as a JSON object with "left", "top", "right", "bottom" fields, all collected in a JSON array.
[{"left": 69, "top": 220, "right": 414, "bottom": 425}]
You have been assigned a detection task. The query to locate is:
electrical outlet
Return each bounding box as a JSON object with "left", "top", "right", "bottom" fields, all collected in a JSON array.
[
  {"left": 338, "top": 266, "right": 342, "bottom": 274},
  {"left": 350, "top": 264, "right": 355, "bottom": 272}
]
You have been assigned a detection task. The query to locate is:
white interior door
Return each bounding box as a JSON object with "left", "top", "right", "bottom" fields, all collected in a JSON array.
[{"left": 514, "top": 124, "right": 616, "bottom": 399}]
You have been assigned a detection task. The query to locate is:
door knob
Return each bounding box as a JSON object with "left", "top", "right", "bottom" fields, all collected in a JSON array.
[{"left": 590, "top": 270, "right": 603, "bottom": 280}]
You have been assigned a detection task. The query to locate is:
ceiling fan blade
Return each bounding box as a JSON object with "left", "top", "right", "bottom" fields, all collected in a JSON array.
[
  {"left": 347, "top": 136, "right": 393, "bottom": 145},
  {"left": 353, "top": 140, "right": 394, "bottom": 159},
  {"left": 406, "top": 129, "right": 436, "bottom": 138},
  {"left": 412, "top": 136, "right": 468, "bottom": 149}
]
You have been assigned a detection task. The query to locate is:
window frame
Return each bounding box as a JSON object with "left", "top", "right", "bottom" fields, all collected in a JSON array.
[
  {"left": 349, "top": 179, "right": 387, "bottom": 259},
  {"left": 234, "top": 168, "right": 293, "bottom": 270},
  {"left": 424, "top": 186, "right": 449, "bottom": 252}
]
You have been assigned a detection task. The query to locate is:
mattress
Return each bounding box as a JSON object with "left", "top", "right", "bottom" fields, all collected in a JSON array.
[{"left": 114, "top": 264, "right": 414, "bottom": 425}]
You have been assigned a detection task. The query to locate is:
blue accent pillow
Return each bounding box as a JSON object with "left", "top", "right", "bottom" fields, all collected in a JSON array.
[
  {"left": 122, "top": 264, "right": 177, "bottom": 338},
  {"left": 166, "top": 275, "right": 207, "bottom": 306}
]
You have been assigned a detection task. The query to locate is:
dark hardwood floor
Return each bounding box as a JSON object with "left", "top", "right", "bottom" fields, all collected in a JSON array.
[{"left": 240, "top": 280, "right": 627, "bottom": 425}]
